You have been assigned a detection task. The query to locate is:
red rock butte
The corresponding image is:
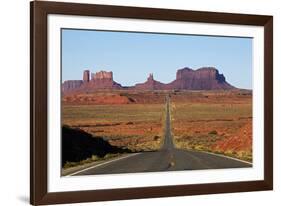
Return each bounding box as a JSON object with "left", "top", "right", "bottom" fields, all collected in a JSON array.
[{"left": 62, "top": 67, "right": 235, "bottom": 93}]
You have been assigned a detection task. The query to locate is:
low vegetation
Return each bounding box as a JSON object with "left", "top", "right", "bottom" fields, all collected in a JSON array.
[
  {"left": 63, "top": 153, "right": 121, "bottom": 169},
  {"left": 62, "top": 90, "right": 253, "bottom": 173},
  {"left": 171, "top": 91, "right": 252, "bottom": 162},
  {"left": 62, "top": 103, "right": 165, "bottom": 152}
]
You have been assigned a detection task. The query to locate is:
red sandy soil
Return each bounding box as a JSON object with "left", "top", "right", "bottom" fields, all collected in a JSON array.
[
  {"left": 212, "top": 120, "right": 252, "bottom": 153},
  {"left": 62, "top": 93, "right": 131, "bottom": 105},
  {"left": 171, "top": 90, "right": 252, "bottom": 104},
  {"left": 78, "top": 121, "right": 162, "bottom": 140},
  {"left": 62, "top": 91, "right": 169, "bottom": 105},
  {"left": 63, "top": 90, "right": 251, "bottom": 105},
  {"left": 70, "top": 121, "right": 163, "bottom": 152},
  {"left": 63, "top": 90, "right": 252, "bottom": 156}
]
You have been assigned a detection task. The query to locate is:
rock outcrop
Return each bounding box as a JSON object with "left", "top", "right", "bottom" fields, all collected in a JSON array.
[
  {"left": 133, "top": 67, "right": 234, "bottom": 90},
  {"left": 134, "top": 73, "right": 166, "bottom": 90},
  {"left": 62, "top": 80, "right": 83, "bottom": 93},
  {"left": 83, "top": 70, "right": 90, "bottom": 82},
  {"left": 168, "top": 67, "right": 234, "bottom": 90},
  {"left": 62, "top": 70, "right": 122, "bottom": 93},
  {"left": 84, "top": 71, "right": 122, "bottom": 90},
  {"left": 92, "top": 71, "right": 113, "bottom": 80},
  {"left": 62, "top": 67, "right": 235, "bottom": 93}
]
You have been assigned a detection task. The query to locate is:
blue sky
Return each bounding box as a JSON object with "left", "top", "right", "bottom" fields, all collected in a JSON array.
[{"left": 62, "top": 29, "right": 252, "bottom": 89}]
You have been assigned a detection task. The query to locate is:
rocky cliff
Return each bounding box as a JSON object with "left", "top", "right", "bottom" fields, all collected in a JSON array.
[
  {"left": 63, "top": 71, "right": 122, "bottom": 93},
  {"left": 84, "top": 71, "right": 122, "bottom": 90},
  {"left": 62, "top": 80, "right": 83, "bottom": 93},
  {"left": 62, "top": 67, "right": 235, "bottom": 93},
  {"left": 134, "top": 73, "right": 166, "bottom": 90},
  {"left": 92, "top": 71, "right": 113, "bottom": 80},
  {"left": 168, "top": 67, "right": 234, "bottom": 90},
  {"left": 133, "top": 67, "right": 234, "bottom": 90}
]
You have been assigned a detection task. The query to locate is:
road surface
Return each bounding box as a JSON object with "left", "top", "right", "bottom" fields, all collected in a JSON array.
[{"left": 72, "top": 96, "right": 251, "bottom": 176}]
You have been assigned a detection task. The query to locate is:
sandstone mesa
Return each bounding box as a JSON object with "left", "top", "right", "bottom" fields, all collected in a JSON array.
[{"left": 62, "top": 67, "right": 235, "bottom": 93}]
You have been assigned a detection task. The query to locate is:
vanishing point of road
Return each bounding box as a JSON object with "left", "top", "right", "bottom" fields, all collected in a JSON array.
[{"left": 70, "top": 95, "right": 251, "bottom": 176}]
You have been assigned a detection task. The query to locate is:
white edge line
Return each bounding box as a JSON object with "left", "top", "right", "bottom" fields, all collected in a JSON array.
[
  {"left": 196, "top": 150, "right": 253, "bottom": 165},
  {"left": 66, "top": 153, "right": 141, "bottom": 177}
]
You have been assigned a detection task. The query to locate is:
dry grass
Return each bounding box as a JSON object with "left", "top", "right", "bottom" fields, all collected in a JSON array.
[
  {"left": 62, "top": 103, "right": 165, "bottom": 151},
  {"left": 171, "top": 91, "right": 252, "bottom": 162},
  {"left": 62, "top": 90, "right": 253, "bottom": 162},
  {"left": 63, "top": 153, "right": 121, "bottom": 169}
]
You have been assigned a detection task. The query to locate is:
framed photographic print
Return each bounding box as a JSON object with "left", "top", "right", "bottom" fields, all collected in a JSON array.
[{"left": 30, "top": 1, "right": 273, "bottom": 205}]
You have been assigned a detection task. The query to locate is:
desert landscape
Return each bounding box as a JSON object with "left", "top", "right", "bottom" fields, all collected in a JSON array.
[
  {"left": 170, "top": 90, "right": 252, "bottom": 162},
  {"left": 61, "top": 67, "right": 252, "bottom": 175}
]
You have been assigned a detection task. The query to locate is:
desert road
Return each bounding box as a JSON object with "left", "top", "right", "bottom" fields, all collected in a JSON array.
[{"left": 71, "top": 96, "right": 251, "bottom": 176}]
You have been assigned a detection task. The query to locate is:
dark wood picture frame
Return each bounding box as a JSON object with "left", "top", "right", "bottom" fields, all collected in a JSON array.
[{"left": 30, "top": 1, "right": 273, "bottom": 205}]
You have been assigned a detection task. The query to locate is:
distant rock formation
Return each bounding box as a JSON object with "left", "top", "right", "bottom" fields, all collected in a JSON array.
[
  {"left": 83, "top": 70, "right": 90, "bottom": 82},
  {"left": 134, "top": 67, "right": 234, "bottom": 90},
  {"left": 168, "top": 67, "right": 234, "bottom": 90},
  {"left": 62, "top": 67, "right": 235, "bottom": 93},
  {"left": 62, "top": 70, "right": 122, "bottom": 93},
  {"left": 134, "top": 73, "right": 166, "bottom": 90},
  {"left": 93, "top": 71, "right": 113, "bottom": 80},
  {"left": 62, "top": 80, "right": 83, "bottom": 92},
  {"left": 84, "top": 70, "right": 122, "bottom": 90}
]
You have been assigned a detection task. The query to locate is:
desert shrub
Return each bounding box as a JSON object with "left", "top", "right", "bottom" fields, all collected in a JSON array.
[
  {"left": 119, "top": 92, "right": 128, "bottom": 96},
  {"left": 208, "top": 130, "right": 218, "bottom": 135},
  {"left": 128, "top": 97, "right": 136, "bottom": 103},
  {"left": 154, "top": 135, "right": 161, "bottom": 141},
  {"left": 64, "top": 161, "right": 78, "bottom": 169}
]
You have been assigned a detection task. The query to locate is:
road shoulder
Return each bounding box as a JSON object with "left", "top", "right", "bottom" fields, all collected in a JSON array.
[{"left": 62, "top": 153, "right": 140, "bottom": 176}]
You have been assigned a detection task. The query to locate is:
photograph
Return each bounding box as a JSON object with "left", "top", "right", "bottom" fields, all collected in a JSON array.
[
  {"left": 61, "top": 29, "right": 253, "bottom": 176},
  {"left": 30, "top": 1, "right": 273, "bottom": 204}
]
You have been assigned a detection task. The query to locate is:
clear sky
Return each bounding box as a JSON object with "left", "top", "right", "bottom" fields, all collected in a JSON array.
[{"left": 62, "top": 29, "right": 252, "bottom": 89}]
